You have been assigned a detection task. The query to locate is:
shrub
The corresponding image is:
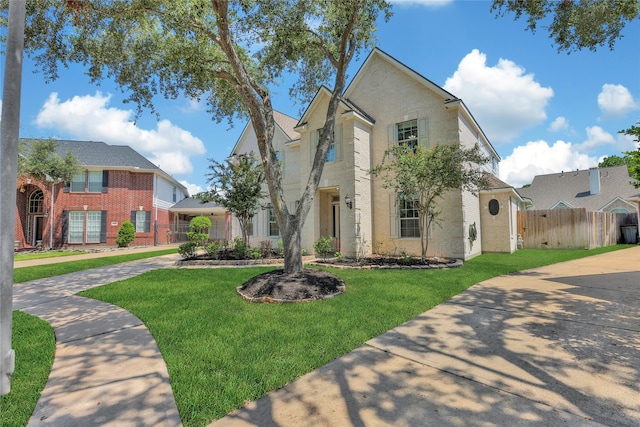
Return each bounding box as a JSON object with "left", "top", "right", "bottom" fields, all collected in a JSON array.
[
  {"left": 178, "top": 242, "right": 198, "bottom": 259},
  {"left": 189, "top": 216, "right": 212, "bottom": 233},
  {"left": 313, "top": 236, "right": 335, "bottom": 260},
  {"left": 275, "top": 238, "right": 284, "bottom": 257},
  {"left": 248, "top": 247, "right": 262, "bottom": 260},
  {"left": 232, "top": 236, "right": 247, "bottom": 259},
  {"left": 335, "top": 251, "right": 343, "bottom": 262},
  {"left": 115, "top": 220, "right": 135, "bottom": 248},
  {"left": 186, "top": 231, "right": 209, "bottom": 246},
  {"left": 205, "top": 241, "right": 223, "bottom": 259}
]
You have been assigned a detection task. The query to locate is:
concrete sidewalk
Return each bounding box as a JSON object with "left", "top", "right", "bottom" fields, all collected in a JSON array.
[
  {"left": 13, "top": 252, "right": 183, "bottom": 427},
  {"left": 211, "top": 246, "right": 640, "bottom": 427}
]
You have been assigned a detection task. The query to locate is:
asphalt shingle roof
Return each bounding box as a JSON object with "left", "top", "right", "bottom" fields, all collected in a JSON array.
[
  {"left": 516, "top": 165, "right": 639, "bottom": 211},
  {"left": 50, "top": 140, "right": 160, "bottom": 170}
]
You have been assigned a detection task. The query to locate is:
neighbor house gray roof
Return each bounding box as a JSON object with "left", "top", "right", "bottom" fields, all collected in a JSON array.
[
  {"left": 169, "top": 197, "right": 225, "bottom": 213},
  {"left": 53, "top": 140, "right": 160, "bottom": 170},
  {"left": 517, "top": 165, "right": 639, "bottom": 211}
]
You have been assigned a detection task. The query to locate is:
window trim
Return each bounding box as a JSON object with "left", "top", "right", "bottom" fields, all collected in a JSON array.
[{"left": 398, "top": 197, "right": 420, "bottom": 238}]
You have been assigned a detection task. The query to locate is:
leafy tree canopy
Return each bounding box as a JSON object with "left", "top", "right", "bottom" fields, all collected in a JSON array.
[
  {"left": 598, "top": 154, "right": 628, "bottom": 167},
  {"left": 371, "top": 143, "right": 489, "bottom": 260},
  {"left": 18, "top": 139, "right": 81, "bottom": 186},
  {"left": 619, "top": 119, "right": 640, "bottom": 187},
  {"left": 491, "top": 0, "right": 639, "bottom": 53}
]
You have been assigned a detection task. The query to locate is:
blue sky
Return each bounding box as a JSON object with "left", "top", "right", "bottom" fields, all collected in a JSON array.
[{"left": 3, "top": 0, "right": 639, "bottom": 194}]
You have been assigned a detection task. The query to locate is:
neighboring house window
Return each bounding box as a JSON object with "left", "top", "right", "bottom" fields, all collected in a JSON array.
[
  {"left": 70, "top": 172, "right": 85, "bottom": 192},
  {"left": 87, "top": 171, "right": 103, "bottom": 192},
  {"left": 267, "top": 205, "right": 279, "bottom": 237},
  {"left": 399, "top": 198, "right": 420, "bottom": 238},
  {"left": 65, "top": 210, "right": 107, "bottom": 244},
  {"left": 132, "top": 210, "right": 151, "bottom": 233},
  {"left": 29, "top": 189, "right": 44, "bottom": 214},
  {"left": 397, "top": 119, "right": 418, "bottom": 151},
  {"left": 172, "top": 186, "right": 177, "bottom": 203}
]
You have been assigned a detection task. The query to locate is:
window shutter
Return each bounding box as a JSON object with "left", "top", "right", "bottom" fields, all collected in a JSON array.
[
  {"left": 100, "top": 210, "right": 107, "bottom": 243},
  {"left": 334, "top": 124, "right": 343, "bottom": 161},
  {"left": 387, "top": 124, "right": 396, "bottom": 149},
  {"left": 310, "top": 130, "right": 319, "bottom": 163},
  {"left": 418, "top": 118, "right": 428, "bottom": 148},
  {"left": 389, "top": 194, "right": 398, "bottom": 238},
  {"left": 144, "top": 211, "right": 151, "bottom": 233},
  {"left": 102, "top": 170, "right": 109, "bottom": 193},
  {"left": 130, "top": 211, "right": 136, "bottom": 231},
  {"left": 62, "top": 210, "right": 69, "bottom": 244}
]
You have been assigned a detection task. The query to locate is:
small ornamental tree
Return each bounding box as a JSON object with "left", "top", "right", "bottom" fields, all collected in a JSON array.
[
  {"left": 371, "top": 144, "right": 489, "bottom": 261},
  {"left": 186, "top": 216, "right": 211, "bottom": 247},
  {"left": 18, "top": 138, "right": 80, "bottom": 189},
  {"left": 197, "top": 153, "right": 265, "bottom": 247},
  {"left": 116, "top": 220, "right": 135, "bottom": 248}
]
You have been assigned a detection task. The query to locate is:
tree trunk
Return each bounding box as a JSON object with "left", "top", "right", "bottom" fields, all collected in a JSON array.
[{"left": 281, "top": 219, "right": 303, "bottom": 273}]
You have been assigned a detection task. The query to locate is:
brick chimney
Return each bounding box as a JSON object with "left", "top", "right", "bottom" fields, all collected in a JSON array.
[{"left": 589, "top": 167, "right": 600, "bottom": 195}]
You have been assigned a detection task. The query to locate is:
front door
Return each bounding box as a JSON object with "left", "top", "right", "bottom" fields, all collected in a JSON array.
[
  {"left": 32, "top": 216, "right": 44, "bottom": 247},
  {"left": 331, "top": 196, "right": 340, "bottom": 251}
]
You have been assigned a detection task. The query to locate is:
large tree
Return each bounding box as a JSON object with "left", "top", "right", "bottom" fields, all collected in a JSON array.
[
  {"left": 18, "top": 138, "right": 80, "bottom": 188},
  {"left": 491, "top": 0, "right": 639, "bottom": 53},
  {"left": 197, "top": 153, "right": 265, "bottom": 247},
  {"left": 371, "top": 144, "right": 489, "bottom": 262},
  {"left": 16, "top": 0, "right": 391, "bottom": 275},
  {"left": 619, "top": 119, "right": 640, "bottom": 187}
]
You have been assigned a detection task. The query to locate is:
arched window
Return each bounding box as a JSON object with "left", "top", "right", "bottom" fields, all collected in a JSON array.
[{"left": 29, "top": 189, "right": 44, "bottom": 214}]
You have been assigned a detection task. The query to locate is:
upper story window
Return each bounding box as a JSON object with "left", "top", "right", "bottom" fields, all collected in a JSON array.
[
  {"left": 70, "top": 172, "right": 86, "bottom": 192},
  {"left": 88, "top": 171, "right": 103, "bottom": 192},
  {"left": 397, "top": 119, "right": 418, "bottom": 151},
  {"left": 311, "top": 124, "right": 343, "bottom": 163},
  {"left": 70, "top": 170, "right": 107, "bottom": 193},
  {"left": 172, "top": 186, "right": 177, "bottom": 203}
]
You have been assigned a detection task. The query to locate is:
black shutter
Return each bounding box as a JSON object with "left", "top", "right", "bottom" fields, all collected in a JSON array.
[
  {"left": 100, "top": 210, "right": 107, "bottom": 243},
  {"left": 144, "top": 211, "right": 151, "bottom": 233},
  {"left": 62, "top": 210, "right": 69, "bottom": 244},
  {"left": 102, "top": 170, "right": 109, "bottom": 193},
  {"left": 130, "top": 211, "right": 136, "bottom": 226}
]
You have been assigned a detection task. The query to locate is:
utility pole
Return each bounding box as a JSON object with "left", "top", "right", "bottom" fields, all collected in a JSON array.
[{"left": 0, "top": 0, "right": 26, "bottom": 396}]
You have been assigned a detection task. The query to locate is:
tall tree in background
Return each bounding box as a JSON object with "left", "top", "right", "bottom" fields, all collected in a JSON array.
[
  {"left": 492, "top": 0, "right": 639, "bottom": 53},
  {"left": 619, "top": 119, "right": 640, "bottom": 187},
  {"left": 14, "top": 0, "right": 391, "bottom": 275},
  {"left": 371, "top": 144, "right": 489, "bottom": 261},
  {"left": 198, "top": 153, "right": 265, "bottom": 247}
]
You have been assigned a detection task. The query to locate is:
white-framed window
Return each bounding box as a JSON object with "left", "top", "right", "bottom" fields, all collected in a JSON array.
[
  {"left": 88, "top": 171, "right": 103, "bottom": 192},
  {"left": 68, "top": 211, "right": 84, "bottom": 243},
  {"left": 86, "top": 211, "right": 102, "bottom": 242},
  {"left": 311, "top": 124, "right": 343, "bottom": 163},
  {"left": 246, "top": 215, "right": 254, "bottom": 236},
  {"left": 397, "top": 119, "right": 418, "bottom": 151},
  {"left": 70, "top": 172, "right": 85, "bottom": 192},
  {"left": 399, "top": 198, "right": 420, "bottom": 238},
  {"left": 135, "top": 211, "right": 147, "bottom": 233},
  {"left": 29, "top": 189, "right": 44, "bottom": 214},
  {"left": 267, "top": 205, "right": 279, "bottom": 237}
]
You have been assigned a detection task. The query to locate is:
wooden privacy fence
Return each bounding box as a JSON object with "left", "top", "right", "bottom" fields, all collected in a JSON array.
[{"left": 517, "top": 209, "right": 638, "bottom": 249}]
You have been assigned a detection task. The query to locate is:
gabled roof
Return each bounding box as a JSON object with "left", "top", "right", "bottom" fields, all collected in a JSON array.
[
  {"left": 517, "top": 165, "right": 639, "bottom": 212},
  {"left": 231, "top": 110, "right": 300, "bottom": 155},
  {"left": 169, "top": 197, "right": 225, "bottom": 213},
  {"left": 294, "top": 86, "right": 376, "bottom": 130}
]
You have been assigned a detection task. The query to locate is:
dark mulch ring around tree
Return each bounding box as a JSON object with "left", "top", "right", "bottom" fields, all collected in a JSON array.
[
  {"left": 237, "top": 268, "right": 345, "bottom": 303},
  {"left": 311, "top": 256, "right": 463, "bottom": 269}
]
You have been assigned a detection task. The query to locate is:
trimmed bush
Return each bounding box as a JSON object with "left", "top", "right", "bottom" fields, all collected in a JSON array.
[
  {"left": 205, "top": 241, "right": 223, "bottom": 259},
  {"left": 313, "top": 236, "right": 335, "bottom": 260},
  {"left": 116, "top": 221, "right": 135, "bottom": 248},
  {"left": 178, "top": 242, "right": 198, "bottom": 259}
]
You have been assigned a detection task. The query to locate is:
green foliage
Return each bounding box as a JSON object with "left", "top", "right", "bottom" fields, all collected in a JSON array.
[
  {"left": 205, "top": 241, "right": 223, "bottom": 259},
  {"left": 198, "top": 153, "right": 265, "bottom": 247},
  {"left": 619, "top": 119, "right": 640, "bottom": 188},
  {"left": 232, "top": 236, "right": 247, "bottom": 259},
  {"left": 371, "top": 143, "right": 489, "bottom": 260},
  {"left": 248, "top": 247, "right": 262, "bottom": 260},
  {"left": 334, "top": 251, "right": 343, "bottom": 262},
  {"left": 314, "top": 236, "right": 336, "bottom": 260},
  {"left": 178, "top": 242, "right": 198, "bottom": 259},
  {"left": 275, "top": 238, "right": 284, "bottom": 257},
  {"left": 491, "top": 0, "right": 639, "bottom": 53},
  {"left": 598, "top": 154, "right": 627, "bottom": 168},
  {"left": 115, "top": 220, "right": 136, "bottom": 248},
  {"left": 189, "top": 216, "right": 211, "bottom": 233},
  {"left": 18, "top": 138, "right": 81, "bottom": 185}
]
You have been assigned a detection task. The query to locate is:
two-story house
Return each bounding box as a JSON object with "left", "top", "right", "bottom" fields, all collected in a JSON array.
[
  {"left": 15, "top": 140, "right": 189, "bottom": 250},
  {"left": 199, "top": 48, "right": 520, "bottom": 260}
]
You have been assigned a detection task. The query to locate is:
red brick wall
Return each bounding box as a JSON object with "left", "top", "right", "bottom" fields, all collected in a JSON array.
[{"left": 14, "top": 170, "right": 173, "bottom": 249}]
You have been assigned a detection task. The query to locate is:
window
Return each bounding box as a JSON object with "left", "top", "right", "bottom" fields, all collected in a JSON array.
[
  {"left": 246, "top": 215, "right": 254, "bottom": 236},
  {"left": 267, "top": 205, "right": 279, "bottom": 237},
  {"left": 311, "top": 125, "right": 342, "bottom": 163},
  {"left": 134, "top": 210, "right": 150, "bottom": 233},
  {"left": 397, "top": 119, "right": 418, "bottom": 151},
  {"left": 399, "top": 198, "right": 420, "bottom": 238},
  {"left": 69, "top": 211, "right": 84, "bottom": 243},
  {"left": 29, "top": 189, "right": 44, "bottom": 214},
  {"left": 88, "top": 171, "right": 103, "bottom": 192},
  {"left": 86, "top": 211, "right": 102, "bottom": 242},
  {"left": 70, "top": 172, "right": 85, "bottom": 192},
  {"left": 488, "top": 199, "right": 500, "bottom": 216},
  {"left": 172, "top": 186, "right": 177, "bottom": 203}
]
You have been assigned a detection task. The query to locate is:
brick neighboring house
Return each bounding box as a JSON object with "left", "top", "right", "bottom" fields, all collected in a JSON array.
[{"left": 15, "top": 140, "right": 189, "bottom": 250}]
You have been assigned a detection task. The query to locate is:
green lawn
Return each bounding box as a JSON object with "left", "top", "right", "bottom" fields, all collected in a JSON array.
[
  {"left": 5, "top": 245, "right": 632, "bottom": 427},
  {"left": 14, "top": 250, "right": 86, "bottom": 262},
  {"left": 13, "top": 248, "right": 177, "bottom": 283},
  {"left": 76, "top": 245, "right": 631, "bottom": 427}
]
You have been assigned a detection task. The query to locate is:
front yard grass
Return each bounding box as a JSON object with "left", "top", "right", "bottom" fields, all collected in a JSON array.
[
  {"left": 77, "top": 245, "right": 631, "bottom": 426},
  {"left": 14, "top": 250, "right": 86, "bottom": 262}
]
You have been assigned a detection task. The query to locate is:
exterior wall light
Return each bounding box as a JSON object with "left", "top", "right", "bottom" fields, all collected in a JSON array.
[{"left": 344, "top": 193, "right": 353, "bottom": 210}]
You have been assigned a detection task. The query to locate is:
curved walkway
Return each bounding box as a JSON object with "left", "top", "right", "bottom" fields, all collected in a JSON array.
[{"left": 13, "top": 253, "right": 183, "bottom": 427}]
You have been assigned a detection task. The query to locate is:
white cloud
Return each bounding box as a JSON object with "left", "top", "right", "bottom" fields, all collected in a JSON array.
[
  {"left": 180, "top": 180, "right": 203, "bottom": 196},
  {"left": 499, "top": 140, "right": 597, "bottom": 187},
  {"left": 575, "top": 126, "right": 615, "bottom": 151},
  {"left": 34, "top": 92, "right": 206, "bottom": 176},
  {"left": 597, "top": 84, "right": 639, "bottom": 119},
  {"left": 444, "top": 49, "right": 554, "bottom": 144},
  {"left": 548, "top": 116, "right": 569, "bottom": 132}
]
